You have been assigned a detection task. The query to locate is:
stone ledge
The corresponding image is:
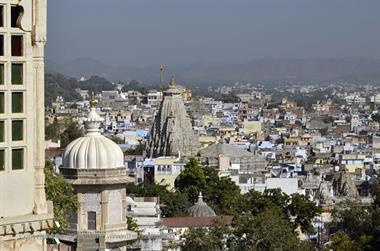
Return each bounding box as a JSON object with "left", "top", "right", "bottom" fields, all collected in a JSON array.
[
  {"left": 58, "top": 228, "right": 138, "bottom": 243},
  {"left": 0, "top": 201, "right": 54, "bottom": 236},
  {"left": 0, "top": 217, "right": 54, "bottom": 236}
]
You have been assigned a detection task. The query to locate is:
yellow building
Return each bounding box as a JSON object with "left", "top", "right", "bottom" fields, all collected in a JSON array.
[
  {"left": 284, "top": 137, "right": 300, "bottom": 146},
  {"left": 243, "top": 120, "right": 262, "bottom": 135},
  {"left": 340, "top": 154, "right": 366, "bottom": 173},
  {"left": 202, "top": 115, "right": 220, "bottom": 127},
  {"left": 199, "top": 135, "right": 217, "bottom": 148},
  {"left": 153, "top": 156, "right": 185, "bottom": 190}
]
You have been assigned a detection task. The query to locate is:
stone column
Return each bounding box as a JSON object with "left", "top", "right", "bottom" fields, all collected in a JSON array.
[
  {"left": 77, "top": 193, "right": 84, "bottom": 231},
  {"left": 100, "top": 190, "right": 108, "bottom": 230},
  {"left": 121, "top": 188, "right": 127, "bottom": 223},
  {"left": 100, "top": 190, "right": 108, "bottom": 250},
  {"left": 32, "top": 0, "right": 48, "bottom": 215}
]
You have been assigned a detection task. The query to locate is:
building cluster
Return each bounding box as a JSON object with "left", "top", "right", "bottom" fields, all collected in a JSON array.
[
  {"left": 43, "top": 72, "right": 380, "bottom": 249},
  {"left": 1, "top": 0, "right": 379, "bottom": 250}
]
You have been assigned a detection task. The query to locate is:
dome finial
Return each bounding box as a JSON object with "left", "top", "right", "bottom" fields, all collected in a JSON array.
[
  {"left": 169, "top": 76, "right": 176, "bottom": 88},
  {"left": 187, "top": 191, "right": 216, "bottom": 217},
  {"left": 90, "top": 92, "right": 97, "bottom": 108},
  {"left": 84, "top": 94, "right": 103, "bottom": 134},
  {"left": 198, "top": 191, "right": 204, "bottom": 205}
]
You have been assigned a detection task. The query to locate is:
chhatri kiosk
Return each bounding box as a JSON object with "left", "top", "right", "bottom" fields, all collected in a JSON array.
[{"left": 59, "top": 100, "right": 137, "bottom": 250}]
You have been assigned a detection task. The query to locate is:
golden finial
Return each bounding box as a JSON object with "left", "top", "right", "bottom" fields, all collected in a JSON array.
[
  {"left": 90, "top": 92, "right": 97, "bottom": 108},
  {"left": 169, "top": 76, "right": 176, "bottom": 88},
  {"left": 160, "top": 64, "right": 164, "bottom": 92}
]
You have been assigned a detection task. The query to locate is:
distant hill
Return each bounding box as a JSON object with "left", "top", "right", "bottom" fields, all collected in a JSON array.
[
  {"left": 45, "top": 73, "right": 114, "bottom": 105},
  {"left": 46, "top": 57, "right": 380, "bottom": 85}
]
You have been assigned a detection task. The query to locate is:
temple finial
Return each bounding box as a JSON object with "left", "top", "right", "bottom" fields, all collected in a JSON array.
[
  {"left": 160, "top": 64, "right": 164, "bottom": 92},
  {"left": 90, "top": 92, "right": 97, "bottom": 108},
  {"left": 169, "top": 76, "right": 176, "bottom": 88}
]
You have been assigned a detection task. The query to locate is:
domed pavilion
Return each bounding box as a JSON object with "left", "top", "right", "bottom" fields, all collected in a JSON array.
[
  {"left": 187, "top": 192, "right": 216, "bottom": 217},
  {"left": 59, "top": 98, "right": 137, "bottom": 250}
]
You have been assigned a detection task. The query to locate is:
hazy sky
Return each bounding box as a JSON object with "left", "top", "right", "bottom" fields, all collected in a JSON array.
[{"left": 46, "top": 0, "right": 380, "bottom": 67}]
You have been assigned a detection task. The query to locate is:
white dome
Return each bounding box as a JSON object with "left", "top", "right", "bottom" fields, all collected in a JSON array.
[{"left": 62, "top": 107, "right": 124, "bottom": 169}]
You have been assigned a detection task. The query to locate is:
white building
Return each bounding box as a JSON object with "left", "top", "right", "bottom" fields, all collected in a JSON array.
[
  {"left": 345, "top": 95, "right": 366, "bottom": 105},
  {"left": 147, "top": 90, "right": 163, "bottom": 106},
  {"left": 127, "top": 196, "right": 162, "bottom": 251},
  {"left": 0, "top": 1, "right": 54, "bottom": 250},
  {"left": 59, "top": 103, "right": 137, "bottom": 250}
]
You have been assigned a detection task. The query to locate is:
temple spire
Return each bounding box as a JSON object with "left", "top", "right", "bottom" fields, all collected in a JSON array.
[{"left": 146, "top": 75, "right": 200, "bottom": 158}]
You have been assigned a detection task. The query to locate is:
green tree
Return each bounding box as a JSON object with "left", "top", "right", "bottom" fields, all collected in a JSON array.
[
  {"left": 245, "top": 189, "right": 320, "bottom": 234},
  {"left": 288, "top": 193, "right": 322, "bottom": 232},
  {"left": 371, "top": 175, "right": 380, "bottom": 207},
  {"left": 180, "top": 218, "right": 229, "bottom": 251},
  {"left": 176, "top": 158, "right": 245, "bottom": 216},
  {"left": 44, "top": 160, "right": 77, "bottom": 233},
  {"left": 176, "top": 158, "right": 207, "bottom": 202},
  {"left": 228, "top": 207, "right": 313, "bottom": 251},
  {"left": 180, "top": 227, "right": 214, "bottom": 251},
  {"left": 124, "top": 143, "right": 145, "bottom": 155},
  {"left": 323, "top": 116, "right": 335, "bottom": 124},
  {"left": 161, "top": 192, "right": 192, "bottom": 217},
  {"left": 60, "top": 119, "right": 84, "bottom": 148},
  {"left": 371, "top": 113, "right": 380, "bottom": 124},
  {"left": 332, "top": 201, "right": 372, "bottom": 240},
  {"left": 108, "top": 135, "right": 125, "bottom": 144},
  {"left": 126, "top": 215, "right": 140, "bottom": 232},
  {"left": 331, "top": 199, "right": 380, "bottom": 250},
  {"left": 45, "top": 119, "right": 60, "bottom": 141},
  {"left": 328, "top": 233, "right": 372, "bottom": 251},
  {"left": 220, "top": 92, "right": 241, "bottom": 103},
  {"left": 126, "top": 182, "right": 191, "bottom": 217},
  {"left": 203, "top": 166, "right": 247, "bottom": 216}
]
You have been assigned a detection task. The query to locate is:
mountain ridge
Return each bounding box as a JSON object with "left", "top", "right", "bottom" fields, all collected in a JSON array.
[{"left": 45, "top": 57, "right": 380, "bottom": 85}]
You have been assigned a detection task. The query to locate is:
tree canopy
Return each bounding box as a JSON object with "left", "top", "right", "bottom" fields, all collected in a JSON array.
[
  {"left": 127, "top": 158, "right": 320, "bottom": 250},
  {"left": 60, "top": 119, "right": 84, "bottom": 148},
  {"left": 44, "top": 160, "right": 77, "bottom": 233},
  {"left": 328, "top": 175, "right": 380, "bottom": 250}
]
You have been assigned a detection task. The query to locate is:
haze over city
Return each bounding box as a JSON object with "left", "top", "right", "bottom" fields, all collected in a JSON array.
[
  {"left": 2, "top": 0, "right": 380, "bottom": 250},
  {"left": 47, "top": 0, "right": 380, "bottom": 67}
]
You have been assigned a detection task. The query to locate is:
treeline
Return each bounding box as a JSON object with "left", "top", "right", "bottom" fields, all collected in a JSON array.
[
  {"left": 127, "top": 158, "right": 380, "bottom": 250},
  {"left": 45, "top": 73, "right": 115, "bottom": 105},
  {"left": 127, "top": 158, "right": 321, "bottom": 250}
]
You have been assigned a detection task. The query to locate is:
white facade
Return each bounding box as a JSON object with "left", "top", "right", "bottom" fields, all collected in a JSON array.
[{"left": 0, "top": 1, "right": 53, "bottom": 250}]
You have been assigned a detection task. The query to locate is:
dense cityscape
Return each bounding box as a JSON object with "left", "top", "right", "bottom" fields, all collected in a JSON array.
[
  {"left": 1, "top": 1, "right": 380, "bottom": 251},
  {"left": 39, "top": 69, "right": 380, "bottom": 250}
]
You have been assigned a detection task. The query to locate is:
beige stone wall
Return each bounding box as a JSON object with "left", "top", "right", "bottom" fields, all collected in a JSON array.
[
  {"left": 0, "top": 0, "right": 52, "bottom": 250},
  {"left": 1, "top": 236, "right": 47, "bottom": 251},
  {"left": 0, "top": 0, "right": 48, "bottom": 217}
]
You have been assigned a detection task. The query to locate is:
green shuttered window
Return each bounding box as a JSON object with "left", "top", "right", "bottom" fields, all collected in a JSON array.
[
  {"left": 0, "top": 64, "right": 4, "bottom": 84},
  {"left": 12, "top": 120, "right": 23, "bottom": 141},
  {"left": 0, "top": 149, "right": 4, "bottom": 171},
  {"left": 0, "top": 121, "right": 4, "bottom": 142},
  {"left": 12, "top": 63, "right": 23, "bottom": 85},
  {"left": 12, "top": 148, "right": 23, "bottom": 170},
  {"left": 12, "top": 92, "right": 23, "bottom": 113},
  {"left": 0, "top": 92, "right": 4, "bottom": 113}
]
